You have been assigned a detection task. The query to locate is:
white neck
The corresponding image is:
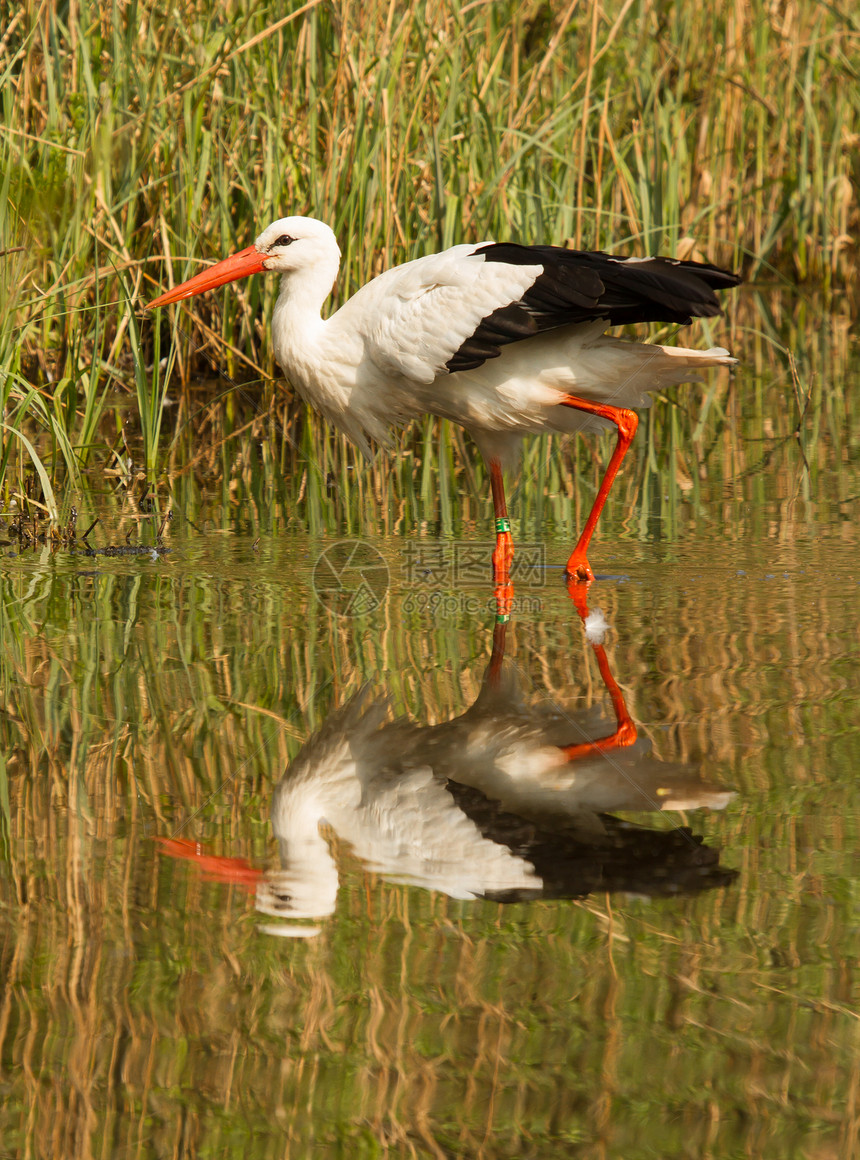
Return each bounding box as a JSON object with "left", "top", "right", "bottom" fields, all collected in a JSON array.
[
  {"left": 259, "top": 788, "right": 341, "bottom": 920},
  {"left": 271, "top": 253, "right": 340, "bottom": 375}
]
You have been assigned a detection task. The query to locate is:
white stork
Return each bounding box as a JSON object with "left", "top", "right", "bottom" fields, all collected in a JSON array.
[
  {"left": 155, "top": 614, "right": 735, "bottom": 935},
  {"left": 254, "top": 622, "right": 734, "bottom": 931},
  {"left": 148, "top": 218, "right": 740, "bottom": 581}
]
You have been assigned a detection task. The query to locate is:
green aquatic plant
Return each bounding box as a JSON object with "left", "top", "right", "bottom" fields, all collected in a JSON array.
[{"left": 0, "top": 0, "right": 856, "bottom": 509}]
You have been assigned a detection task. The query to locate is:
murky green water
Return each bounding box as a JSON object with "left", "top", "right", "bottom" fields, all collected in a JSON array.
[{"left": 2, "top": 344, "right": 860, "bottom": 1157}]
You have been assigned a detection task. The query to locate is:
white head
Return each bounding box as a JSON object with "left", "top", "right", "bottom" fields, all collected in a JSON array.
[
  {"left": 148, "top": 215, "right": 341, "bottom": 309},
  {"left": 253, "top": 216, "right": 341, "bottom": 274}
]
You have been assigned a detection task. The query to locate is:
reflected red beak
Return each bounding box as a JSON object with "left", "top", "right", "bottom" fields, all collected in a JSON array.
[{"left": 147, "top": 244, "right": 267, "bottom": 309}]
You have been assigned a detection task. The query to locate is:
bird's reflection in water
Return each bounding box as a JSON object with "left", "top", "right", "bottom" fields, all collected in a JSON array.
[{"left": 251, "top": 605, "right": 736, "bottom": 938}]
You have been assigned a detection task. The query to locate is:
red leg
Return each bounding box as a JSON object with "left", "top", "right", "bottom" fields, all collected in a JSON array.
[
  {"left": 558, "top": 641, "right": 637, "bottom": 760},
  {"left": 493, "top": 578, "right": 514, "bottom": 622},
  {"left": 486, "top": 618, "right": 508, "bottom": 685},
  {"left": 559, "top": 397, "right": 639, "bottom": 584},
  {"left": 489, "top": 458, "right": 514, "bottom": 582}
]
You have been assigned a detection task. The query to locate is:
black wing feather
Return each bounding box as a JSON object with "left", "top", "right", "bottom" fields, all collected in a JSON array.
[{"left": 446, "top": 243, "right": 741, "bottom": 374}]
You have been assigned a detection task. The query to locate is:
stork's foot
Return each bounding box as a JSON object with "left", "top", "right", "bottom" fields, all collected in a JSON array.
[
  {"left": 565, "top": 577, "right": 591, "bottom": 619},
  {"left": 493, "top": 580, "right": 514, "bottom": 621},
  {"left": 564, "top": 552, "right": 594, "bottom": 618},
  {"left": 564, "top": 551, "right": 595, "bottom": 586},
  {"left": 492, "top": 530, "right": 515, "bottom": 584}
]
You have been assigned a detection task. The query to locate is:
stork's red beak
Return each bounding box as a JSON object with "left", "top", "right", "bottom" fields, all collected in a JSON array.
[{"left": 147, "top": 244, "right": 267, "bottom": 309}]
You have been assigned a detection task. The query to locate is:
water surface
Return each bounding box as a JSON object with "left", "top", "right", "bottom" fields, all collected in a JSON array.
[{"left": 1, "top": 345, "right": 859, "bottom": 1158}]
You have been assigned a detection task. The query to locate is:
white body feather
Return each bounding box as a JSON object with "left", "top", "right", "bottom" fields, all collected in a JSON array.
[
  {"left": 255, "top": 669, "right": 734, "bottom": 928},
  {"left": 263, "top": 217, "right": 735, "bottom": 468}
]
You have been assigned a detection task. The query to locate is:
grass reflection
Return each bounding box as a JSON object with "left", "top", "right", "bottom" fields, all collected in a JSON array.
[{"left": 0, "top": 486, "right": 859, "bottom": 1153}]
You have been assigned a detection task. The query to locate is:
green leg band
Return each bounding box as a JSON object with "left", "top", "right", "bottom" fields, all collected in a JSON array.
[{"left": 495, "top": 517, "right": 511, "bottom": 535}]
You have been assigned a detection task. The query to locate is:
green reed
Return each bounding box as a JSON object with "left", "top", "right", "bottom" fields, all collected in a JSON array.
[{"left": 1, "top": 0, "right": 857, "bottom": 507}]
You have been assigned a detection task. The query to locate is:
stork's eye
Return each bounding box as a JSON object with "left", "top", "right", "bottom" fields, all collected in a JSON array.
[{"left": 271, "top": 235, "right": 294, "bottom": 249}]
